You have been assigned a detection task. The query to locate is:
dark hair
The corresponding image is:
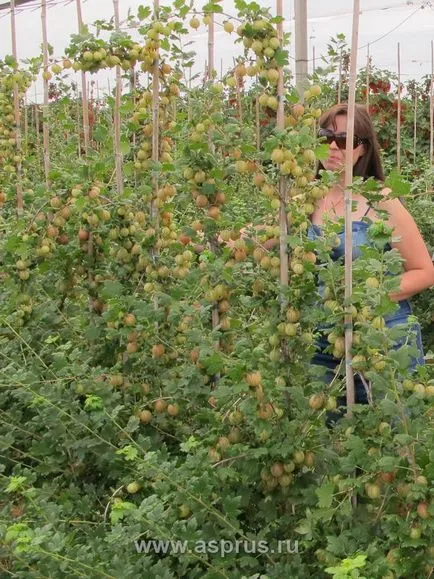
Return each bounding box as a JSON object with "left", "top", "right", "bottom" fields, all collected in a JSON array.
[{"left": 316, "top": 103, "right": 385, "bottom": 181}]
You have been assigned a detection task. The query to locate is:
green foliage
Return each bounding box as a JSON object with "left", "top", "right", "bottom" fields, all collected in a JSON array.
[{"left": 0, "top": 7, "right": 433, "bottom": 579}]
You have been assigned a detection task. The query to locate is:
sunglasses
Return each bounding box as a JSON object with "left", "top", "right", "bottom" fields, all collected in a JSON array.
[{"left": 318, "top": 128, "right": 368, "bottom": 150}]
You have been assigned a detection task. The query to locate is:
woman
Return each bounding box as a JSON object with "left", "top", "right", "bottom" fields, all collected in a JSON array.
[{"left": 310, "top": 102, "right": 434, "bottom": 405}]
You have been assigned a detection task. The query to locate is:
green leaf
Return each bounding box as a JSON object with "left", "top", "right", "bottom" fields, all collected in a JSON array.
[
  {"left": 6, "top": 476, "right": 27, "bottom": 493},
  {"left": 315, "top": 143, "right": 330, "bottom": 161},
  {"left": 377, "top": 456, "right": 399, "bottom": 471},
  {"left": 180, "top": 436, "right": 200, "bottom": 453},
  {"left": 100, "top": 280, "right": 124, "bottom": 299},
  {"left": 316, "top": 482, "right": 334, "bottom": 509},
  {"left": 295, "top": 520, "right": 312, "bottom": 538},
  {"left": 202, "top": 2, "right": 224, "bottom": 13},
  {"left": 137, "top": 5, "right": 151, "bottom": 20},
  {"left": 84, "top": 395, "right": 103, "bottom": 412},
  {"left": 274, "top": 48, "right": 289, "bottom": 67},
  {"left": 120, "top": 141, "right": 131, "bottom": 156},
  {"left": 116, "top": 445, "right": 139, "bottom": 461},
  {"left": 110, "top": 500, "right": 137, "bottom": 524},
  {"left": 385, "top": 170, "right": 410, "bottom": 197},
  {"left": 202, "top": 352, "right": 224, "bottom": 374}
]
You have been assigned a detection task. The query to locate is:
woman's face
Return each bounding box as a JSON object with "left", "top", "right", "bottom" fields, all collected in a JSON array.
[{"left": 321, "top": 114, "right": 365, "bottom": 173}]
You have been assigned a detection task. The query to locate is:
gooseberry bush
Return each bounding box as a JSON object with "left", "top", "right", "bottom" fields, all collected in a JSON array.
[{"left": 1, "top": 2, "right": 434, "bottom": 578}]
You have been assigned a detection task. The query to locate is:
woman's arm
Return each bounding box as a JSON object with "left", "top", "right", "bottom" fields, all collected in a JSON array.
[{"left": 379, "top": 192, "right": 434, "bottom": 302}]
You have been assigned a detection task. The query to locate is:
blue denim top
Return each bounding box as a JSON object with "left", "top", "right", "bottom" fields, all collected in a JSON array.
[{"left": 307, "top": 217, "right": 413, "bottom": 324}]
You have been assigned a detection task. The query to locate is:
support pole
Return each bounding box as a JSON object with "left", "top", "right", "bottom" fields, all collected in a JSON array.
[
  {"left": 430, "top": 40, "right": 433, "bottom": 165},
  {"left": 207, "top": 12, "right": 215, "bottom": 81},
  {"left": 113, "top": 0, "right": 124, "bottom": 194},
  {"left": 413, "top": 88, "right": 417, "bottom": 164},
  {"left": 397, "top": 42, "right": 401, "bottom": 172},
  {"left": 277, "top": 0, "right": 289, "bottom": 292},
  {"left": 76, "top": 0, "right": 89, "bottom": 154},
  {"left": 294, "top": 0, "right": 308, "bottom": 99},
  {"left": 343, "top": 0, "right": 361, "bottom": 413},
  {"left": 366, "top": 44, "right": 370, "bottom": 108},
  {"left": 151, "top": 0, "right": 160, "bottom": 224},
  {"left": 10, "top": 0, "right": 23, "bottom": 214},
  {"left": 41, "top": 0, "right": 51, "bottom": 189}
]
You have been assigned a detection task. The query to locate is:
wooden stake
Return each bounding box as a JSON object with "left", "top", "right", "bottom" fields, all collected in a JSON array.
[
  {"left": 366, "top": 44, "right": 370, "bottom": 108},
  {"left": 430, "top": 40, "right": 434, "bottom": 165},
  {"left": 276, "top": 0, "right": 289, "bottom": 292},
  {"left": 206, "top": 9, "right": 220, "bottom": 377},
  {"left": 413, "top": 88, "right": 417, "bottom": 163},
  {"left": 131, "top": 68, "right": 136, "bottom": 152},
  {"left": 337, "top": 48, "right": 342, "bottom": 104},
  {"left": 343, "top": 0, "right": 361, "bottom": 413},
  {"left": 113, "top": 0, "right": 124, "bottom": 194},
  {"left": 294, "top": 0, "right": 308, "bottom": 99},
  {"left": 255, "top": 89, "right": 260, "bottom": 151},
  {"left": 76, "top": 87, "right": 81, "bottom": 159},
  {"left": 151, "top": 0, "right": 160, "bottom": 224},
  {"left": 10, "top": 0, "right": 23, "bottom": 214},
  {"left": 76, "top": 0, "right": 89, "bottom": 154},
  {"left": 41, "top": 0, "right": 51, "bottom": 189},
  {"left": 187, "top": 67, "right": 192, "bottom": 122},
  {"left": 23, "top": 93, "right": 28, "bottom": 153},
  {"left": 207, "top": 13, "right": 215, "bottom": 81},
  {"left": 397, "top": 42, "right": 401, "bottom": 172},
  {"left": 34, "top": 85, "right": 41, "bottom": 159}
]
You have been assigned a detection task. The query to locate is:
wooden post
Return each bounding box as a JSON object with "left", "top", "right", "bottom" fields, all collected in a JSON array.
[
  {"left": 207, "top": 13, "right": 215, "bottom": 81},
  {"left": 187, "top": 67, "right": 192, "bottom": 122},
  {"left": 76, "top": 0, "right": 89, "bottom": 154},
  {"left": 429, "top": 39, "right": 434, "bottom": 164},
  {"left": 277, "top": 0, "right": 289, "bottom": 292},
  {"left": 366, "top": 44, "right": 370, "bottom": 108},
  {"left": 34, "top": 85, "right": 41, "bottom": 158},
  {"left": 337, "top": 48, "right": 342, "bottom": 104},
  {"left": 343, "top": 0, "right": 361, "bottom": 413},
  {"left": 207, "top": 10, "right": 220, "bottom": 342},
  {"left": 235, "top": 75, "right": 243, "bottom": 124},
  {"left": 397, "top": 42, "right": 401, "bottom": 172},
  {"left": 255, "top": 89, "right": 260, "bottom": 151},
  {"left": 23, "top": 93, "right": 28, "bottom": 154},
  {"left": 113, "top": 0, "right": 124, "bottom": 194},
  {"left": 76, "top": 86, "right": 81, "bottom": 159},
  {"left": 41, "top": 0, "right": 51, "bottom": 189},
  {"left": 413, "top": 88, "right": 417, "bottom": 163},
  {"left": 294, "top": 0, "right": 308, "bottom": 99},
  {"left": 151, "top": 0, "right": 160, "bottom": 224},
  {"left": 10, "top": 0, "right": 23, "bottom": 214},
  {"left": 131, "top": 69, "right": 136, "bottom": 159}
]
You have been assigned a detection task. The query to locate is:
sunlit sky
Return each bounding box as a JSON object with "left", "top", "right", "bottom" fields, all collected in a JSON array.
[{"left": 0, "top": 0, "right": 432, "bottom": 101}]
